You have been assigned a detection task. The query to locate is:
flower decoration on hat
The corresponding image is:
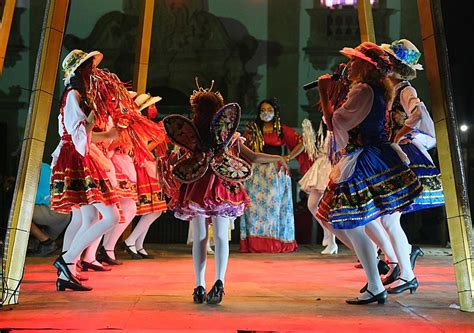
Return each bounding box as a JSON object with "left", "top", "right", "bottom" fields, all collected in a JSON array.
[
  {"left": 381, "top": 39, "right": 423, "bottom": 70},
  {"left": 391, "top": 41, "right": 421, "bottom": 66}
]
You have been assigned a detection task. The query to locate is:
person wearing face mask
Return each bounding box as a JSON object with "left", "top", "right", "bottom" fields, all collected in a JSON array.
[{"left": 240, "top": 98, "right": 307, "bottom": 253}]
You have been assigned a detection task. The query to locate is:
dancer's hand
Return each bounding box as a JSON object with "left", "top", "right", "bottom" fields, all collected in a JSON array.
[
  {"left": 278, "top": 156, "right": 288, "bottom": 172},
  {"left": 317, "top": 74, "right": 333, "bottom": 95}
]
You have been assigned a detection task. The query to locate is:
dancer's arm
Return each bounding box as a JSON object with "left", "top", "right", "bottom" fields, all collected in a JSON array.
[{"left": 238, "top": 139, "right": 286, "bottom": 166}]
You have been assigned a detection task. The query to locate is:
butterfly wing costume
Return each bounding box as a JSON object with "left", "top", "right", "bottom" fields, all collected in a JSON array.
[{"left": 163, "top": 103, "right": 252, "bottom": 220}]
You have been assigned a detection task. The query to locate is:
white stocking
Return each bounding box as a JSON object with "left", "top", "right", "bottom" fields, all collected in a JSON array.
[
  {"left": 365, "top": 218, "right": 398, "bottom": 263},
  {"left": 62, "top": 203, "right": 119, "bottom": 274},
  {"left": 307, "top": 190, "right": 353, "bottom": 250},
  {"left": 62, "top": 208, "right": 82, "bottom": 253},
  {"left": 344, "top": 226, "right": 385, "bottom": 300},
  {"left": 127, "top": 211, "right": 162, "bottom": 254},
  {"left": 102, "top": 198, "right": 137, "bottom": 259},
  {"left": 380, "top": 212, "right": 415, "bottom": 285},
  {"left": 192, "top": 215, "right": 208, "bottom": 288},
  {"left": 212, "top": 216, "right": 230, "bottom": 284},
  {"left": 82, "top": 236, "right": 102, "bottom": 264}
]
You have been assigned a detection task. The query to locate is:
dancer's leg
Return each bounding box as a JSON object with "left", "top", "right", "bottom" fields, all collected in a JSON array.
[
  {"left": 102, "top": 198, "right": 137, "bottom": 259},
  {"left": 60, "top": 203, "right": 119, "bottom": 280},
  {"left": 62, "top": 208, "right": 82, "bottom": 253},
  {"left": 344, "top": 226, "right": 385, "bottom": 300},
  {"left": 380, "top": 212, "right": 415, "bottom": 286},
  {"left": 129, "top": 211, "right": 162, "bottom": 255},
  {"left": 307, "top": 190, "right": 353, "bottom": 250},
  {"left": 192, "top": 215, "right": 208, "bottom": 288},
  {"left": 212, "top": 216, "right": 230, "bottom": 284}
]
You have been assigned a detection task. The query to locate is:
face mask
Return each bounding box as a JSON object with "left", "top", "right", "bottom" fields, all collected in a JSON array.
[{"left": 260, "top": 112, "right": 274, "bottom": 122}]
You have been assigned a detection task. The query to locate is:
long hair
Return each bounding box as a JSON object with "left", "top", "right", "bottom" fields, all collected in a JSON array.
[
  {"left": 191, "top": 91, "right": 224, "bottom": 149},
  {"left": 64, "top": 58, "right": 94, "bottom": 115}
]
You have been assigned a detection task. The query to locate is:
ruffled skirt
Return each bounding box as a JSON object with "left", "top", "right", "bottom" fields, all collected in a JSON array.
[
  {"left": 135, "top": 164, "right": 167, "bottom": 215},
  {"left": 315, "top": 144, "right": 422, "bottom": 229},
  {"left": 400, "top": 142, "right": 444, "bottom": 213},
  {"left": 171, "top": 170, "right": 250, "bottom": 220},
  {"left": 50, "top": 141, "right": 119, "bottom": 213},
  {"left": 299, "top": 153, "right": 331, "bottom": 193}
]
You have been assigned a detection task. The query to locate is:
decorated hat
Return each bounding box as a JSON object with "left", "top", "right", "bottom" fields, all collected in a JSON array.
[
  {"left": 134, "top": 93, "right": 162, "bottom": 112},
  {"left": 380, "top": 39, "right": 423, "bottom": 70},
  {"left": 62, "top": 49, "right": 103, "bottom": 84},
  {"left": 340, "top": 42, "right": 392, "bottom": 75}
]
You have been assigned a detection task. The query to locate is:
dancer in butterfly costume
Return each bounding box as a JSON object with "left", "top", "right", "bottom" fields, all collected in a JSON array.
[{"left": 164, "top": 79, "right": 286, "bottom": 304}]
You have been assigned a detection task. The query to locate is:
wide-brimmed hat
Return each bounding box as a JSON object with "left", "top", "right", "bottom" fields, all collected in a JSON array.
[
  {"left": 380, "top": 39, "right": 423, "bottom": 70},
  {"left": 134, "top": 93, "right": 162, "bottom": 112},
  {"left": 340, "top": 42, "right": 392, "bottom": 75},
  {"left": 62, "top": 49, "right": 103, "bottom": 84}
]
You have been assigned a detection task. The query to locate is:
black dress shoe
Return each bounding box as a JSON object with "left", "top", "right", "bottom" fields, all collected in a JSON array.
[
  {"left": 382, "top": 263, "right": 400, "bottom": 286},
  {"left": 346, "top": 289, "right": 388, "bottom": 305},
  {"left": 56, "top": 278, "right": 92, "bottom": 291},
  {"left": 206, "top": 280, "right": 225, "bottom": 304},
  {"left": 137, "top": 249, "right": 155, "bottom": 259},
  {"left": 97, "top": 246, "right": 123, "bottom": 265},
  {"left": 53, "top": 255, "right": 76, "bottom": 281},
  {"left": 81, "top": 261, "right": 112, "bottom": 272},
  {"left": 387, "top": 277, "right": 418, "bottom": 294},
  {"left": 377, "top": 260, "right": 390, "bottom": 275},
  {"left": 360, "top": 262, "right": 400, "bottom": 293},
  {"left": 193, "top": 286, "right": 206, "bottom": 304},
  {"left": 122, "top": 242, "right": 142, "bottom": 259},
  {"left": 410, "top": 245, "right": 424, "bottom": 269}
]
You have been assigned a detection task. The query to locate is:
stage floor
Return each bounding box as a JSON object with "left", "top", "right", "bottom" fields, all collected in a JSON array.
[{"left": 1, "top": 244, "right": 473, "bottom": 332}]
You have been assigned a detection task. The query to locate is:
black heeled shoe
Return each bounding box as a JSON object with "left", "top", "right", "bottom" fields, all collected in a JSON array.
[
  {"left": 360, "top": 262, "right": 400, "bottom": 293},
  {"left": 53, "top": 255, "right": 76, "bottom": 281},
  {"left": 137, "top": 249, "right": 155, "bottom": 259},
  {"left": 382, "top": 263, "right": 400, "bottom": 286},
  {"left": 387, "top": 277, "right": 418, "bottom": 294},
  {"left": 56, "top": 278, "right": 92, "bottom": 291},
  {"left": 410, "top": 245, "right": 424, "bottom": 269},
  {"left": 346, "top": 289, "right": 388, "bottom": 305},
  {"left": 377, "top": 260, "right": 390, "bottom": 275},
  {"left": 122, "top": 242, "right": 143, "bottom": 259},
  {"left": 81, "top": 260, "right": 112, "bottom": 272},
  {"left": 206, "top": 280, "right": 225, "bottom": 304},
  {"left": 97, "top": 246, "right": 123, "bottom": 265},
  {"left": 193, "top": 286, "right": 206, "bottom": 304}
]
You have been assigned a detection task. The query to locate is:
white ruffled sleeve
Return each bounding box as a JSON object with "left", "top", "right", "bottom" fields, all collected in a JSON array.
[
  {"left": 332, "top": 83, "right": 374, "bottom": 151},
  {"left": 63, "top": 90, "right": 91, "bottom": 156},
  {"left": 400, "top": 86, "right": 436, "bottom": 138}
]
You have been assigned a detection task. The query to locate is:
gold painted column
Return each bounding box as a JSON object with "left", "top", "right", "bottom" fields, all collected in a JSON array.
[
  {"left": 357, "top": 0, "right": 375, "bottom": 43},
  {"left": 417, "top": 0, "right": 474, "bottom": 312},
  {"left": 133, "top": 0, "right": 155, "bottom": 94},
  {"left": 0, "top": 0, "right": 17, "bottom": 75},
  {"left": 2, "top": 0, "right": 69, "bottom": 305}
]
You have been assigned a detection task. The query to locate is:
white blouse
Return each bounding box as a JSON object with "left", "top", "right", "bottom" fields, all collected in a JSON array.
[
  {"left": 332, "top": 83, "right": 374, "bottom": 151},
  {"left": 51, "top": 90, "right": 91, "bottom": 168},
  {"left": 388, "top": 82, "right": 436, "bottom": 139}
]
